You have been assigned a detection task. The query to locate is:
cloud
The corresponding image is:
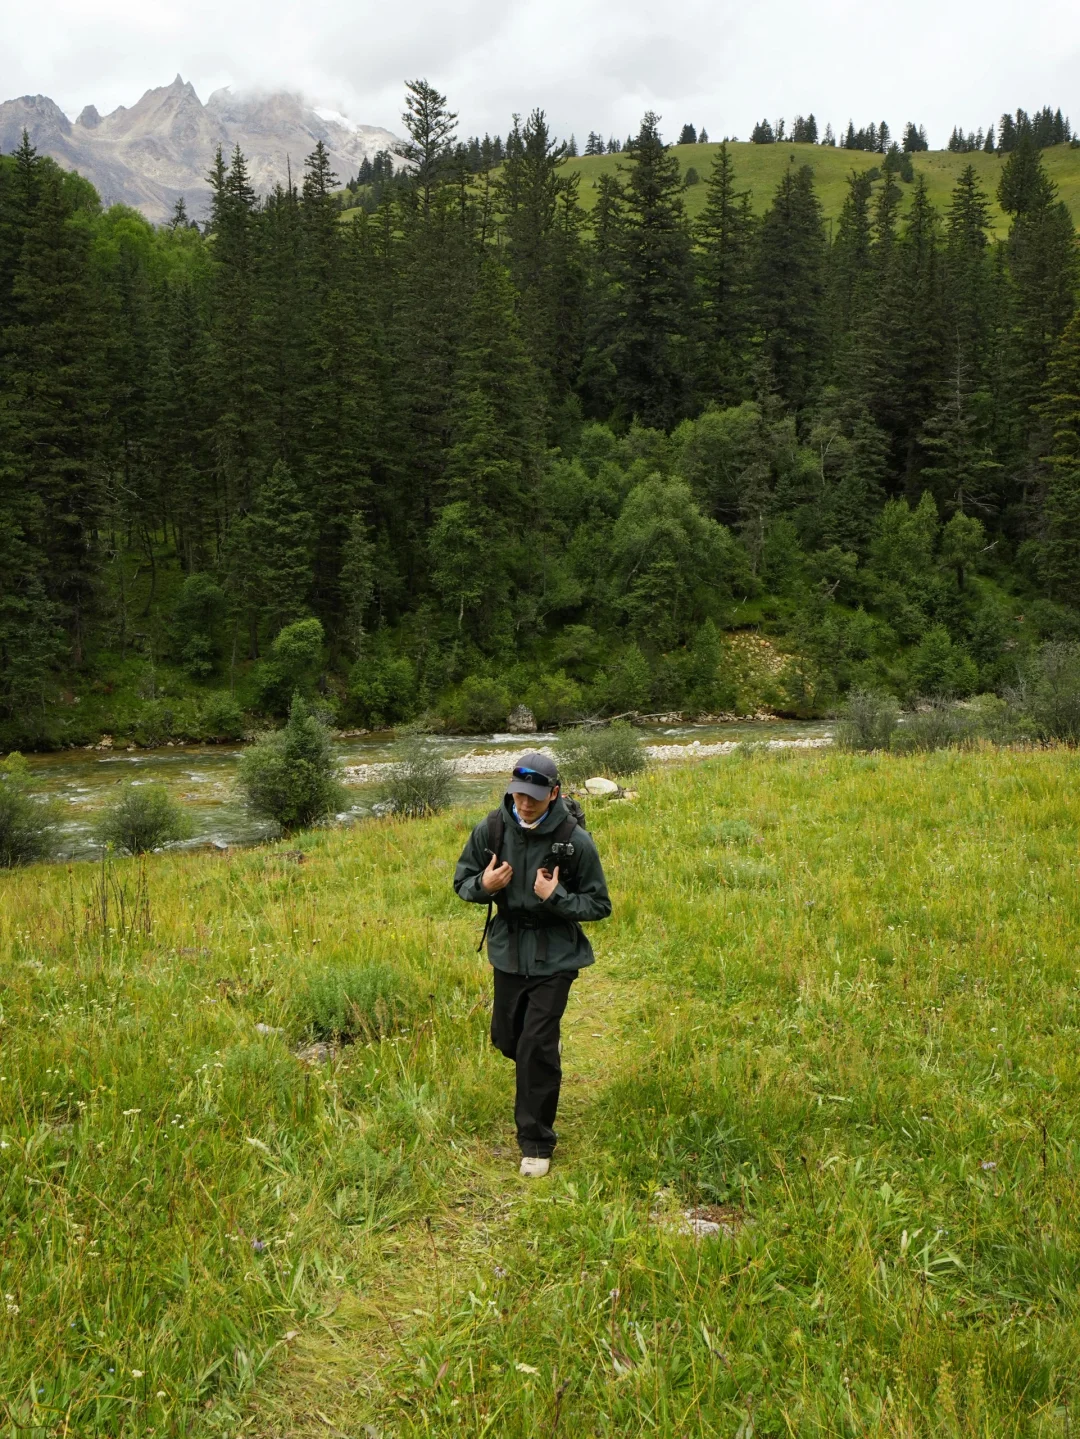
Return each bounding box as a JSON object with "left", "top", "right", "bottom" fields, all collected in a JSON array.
[{"left": 2, "top": 0, "right": 1078, "bottom": 149}]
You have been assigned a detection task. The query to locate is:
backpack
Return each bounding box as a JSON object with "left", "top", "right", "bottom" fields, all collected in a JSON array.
[{"left": 476, "top": 798, "right": 587, "bottom": 954}]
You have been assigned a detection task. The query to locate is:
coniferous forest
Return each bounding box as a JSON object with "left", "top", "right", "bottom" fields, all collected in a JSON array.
[{"left": 2, "top": 80, "right": 1080, "bottom": 748}]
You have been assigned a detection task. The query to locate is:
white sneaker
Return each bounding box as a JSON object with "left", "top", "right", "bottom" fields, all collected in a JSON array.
[{"left": 519, "top": 1156, "right": 551, "bottom": 1178}]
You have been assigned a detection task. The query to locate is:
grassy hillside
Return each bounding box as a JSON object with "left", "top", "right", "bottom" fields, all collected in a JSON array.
[
  {"left": 562, "top": 141, "right": 1080, "bottom": 237},
  {"left": 3, "top": 747, "right": 1080, "bottom": 1433}
]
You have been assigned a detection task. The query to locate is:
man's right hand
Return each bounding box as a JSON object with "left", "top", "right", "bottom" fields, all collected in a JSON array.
[{"left": 481, "top": 854, "right": 513, "bottom": 894}]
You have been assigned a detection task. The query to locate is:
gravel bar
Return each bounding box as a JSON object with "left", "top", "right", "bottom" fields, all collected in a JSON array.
[{"left": 342, "top": 735, "right": 831, "bottom": 787}]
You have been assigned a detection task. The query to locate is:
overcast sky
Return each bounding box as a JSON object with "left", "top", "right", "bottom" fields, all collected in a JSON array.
[{"left": 4, "top": 0, "right": 1080, "bottom": 149}]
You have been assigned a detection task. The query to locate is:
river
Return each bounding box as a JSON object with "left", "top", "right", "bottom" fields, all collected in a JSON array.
[{"left": 21, "top": 719, "right": 833, "bottom": 860}]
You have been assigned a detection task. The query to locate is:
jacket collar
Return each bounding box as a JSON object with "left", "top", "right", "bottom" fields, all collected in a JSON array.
[{"left": 503, "top": 790, "right": 567, "bottom": 834}]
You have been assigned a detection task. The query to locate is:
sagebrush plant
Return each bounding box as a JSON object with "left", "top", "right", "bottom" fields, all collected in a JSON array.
[
  {"left": 0, "top": 752, "right": 60, "bottom": 867},
  {"left": 554, "top": 720, "right": 647, "bottom": 785},
  {"left": 835, "top": 686, "right": 900, "bottom": 751},
  {"left": 238, "top": 692, "right": 345, "bottom": 831},
  {"left": 95, "top": 783, "right": 194, "bottom": 854},
  {"left": 891, "top": 698, "right": 977, "bottom": 753},
  {"left": 301, "top": 962, "right": 419, "bottom": 1042},
  {"left": 379, "top": 736, "right": 455, "bottom": 817},
  {"left": 4, "top": 751, "right": 1080, "bottom": 1435},
  {"left": 1019, "top": 640, "right": 1080, "bottom": 742}
]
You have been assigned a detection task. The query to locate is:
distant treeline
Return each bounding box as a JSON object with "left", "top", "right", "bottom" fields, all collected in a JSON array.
[
  {"left": 1, "top": 79, "right": 1079, "bottom": 746},
  {"left": 747, "top": 105, "right": 1073, "bottom": 154}
]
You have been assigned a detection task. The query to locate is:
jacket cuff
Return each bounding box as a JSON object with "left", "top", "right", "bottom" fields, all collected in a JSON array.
[{"left": 545, "top": 883, "right": 570, "bottom": 909}]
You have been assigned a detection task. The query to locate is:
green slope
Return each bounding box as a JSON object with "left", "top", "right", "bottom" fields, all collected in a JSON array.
[{"left": 562, "top": 140, "right": 1080, "bottom": 237}]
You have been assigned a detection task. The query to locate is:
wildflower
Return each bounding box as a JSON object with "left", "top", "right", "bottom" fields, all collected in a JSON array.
[
  {"left": 121, "top": 1108, "right": 141, "bottom": 1117},
  {"left": 515, "top": 1363, "right": 539, "bottom": 1375},
  {"left": 131, "top": 1369, "right": 144, "bottom": 1378},
  {"left": 251, "top": 1239, "right": 266, "bottom": 1252},
  {"left": 980, "top": 1160, "right": 997, "bottom": 1172}
]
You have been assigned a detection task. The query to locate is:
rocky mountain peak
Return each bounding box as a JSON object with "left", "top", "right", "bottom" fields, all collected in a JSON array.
[{"left": 0, "top": 76, "right": 401, "bottom": 224}]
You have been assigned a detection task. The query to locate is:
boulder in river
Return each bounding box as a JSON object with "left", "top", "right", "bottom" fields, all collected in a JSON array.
[{"left": 507, "top": 704, "right": 537, "bottom": 732}]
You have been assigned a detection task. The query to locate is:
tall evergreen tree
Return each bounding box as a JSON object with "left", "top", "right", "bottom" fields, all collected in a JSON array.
[
  {"left": 0, "top": 150, "right": 105, "bottom": 666},
  {"left": 498, "top": 110, "right": 586, "bottom": 423},
  {"left": 755, "top": 165, "right": 826, "bottom": 409},
  {"left": 695, "top": 142, "right": 755, "bottom": 404},
  {"left": 612, "top": 112, "right": 694, "bottom": 428},
  {"left": 1039, "top": 311, "right": 1080, "bottom": 600}
]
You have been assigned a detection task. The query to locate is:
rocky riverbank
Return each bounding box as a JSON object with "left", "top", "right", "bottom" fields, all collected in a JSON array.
[{"left": 341, "top": 734, "right": 832, "bottom": 787}]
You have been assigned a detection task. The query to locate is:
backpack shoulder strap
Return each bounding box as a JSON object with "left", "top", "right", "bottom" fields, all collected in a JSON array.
[
  {"left": 485, "top": 808, "right": 505, "bottom": 860},
  {"left": 477, "top": 809, "right": 505, "bottom": 954}
]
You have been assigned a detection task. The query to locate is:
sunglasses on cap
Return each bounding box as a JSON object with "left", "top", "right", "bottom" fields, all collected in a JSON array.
[{"left": 512, "top": 767, "right": 555, "bottom": 789}]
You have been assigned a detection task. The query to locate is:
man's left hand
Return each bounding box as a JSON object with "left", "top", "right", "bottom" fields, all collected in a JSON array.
[{"left": 534, "top": 865, "right": 560, "bottom": 902}]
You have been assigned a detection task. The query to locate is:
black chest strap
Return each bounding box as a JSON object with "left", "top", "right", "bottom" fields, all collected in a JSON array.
[{"left": 475, "top": 808, "right": 581, "bottom": 961}]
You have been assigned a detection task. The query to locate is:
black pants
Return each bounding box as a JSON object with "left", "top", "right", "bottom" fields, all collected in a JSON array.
[{"left": 491, "top": 969, "right": 577, "bottom": 1158}]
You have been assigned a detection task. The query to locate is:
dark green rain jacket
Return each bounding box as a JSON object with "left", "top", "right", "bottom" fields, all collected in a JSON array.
[{"left": 453, "top": 793, "right": 611, "bottom": 976}]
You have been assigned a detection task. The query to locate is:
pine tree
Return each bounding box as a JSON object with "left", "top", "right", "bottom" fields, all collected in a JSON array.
[
  {"left": 0, "top": 152, "right": 105, "bottom": 666},
  {"left": 695, "top": 142, "right": 755, "bottom": 404},
  {"left": 942, "top": 165, "right": 995, "bottom": 388},
  {"left": 1040, "top": 311, "right": 1080, "bottom": 600},
  {"left": 498, "top": 110, "right": 587, "bottom": 420},
  {"left": 399, "top": 79, "right": 458, "bottom": 216},
  {"left": 204, "top": 145, "right": 266, "bottom": 526},
  {"left": 998, "top": 132, "right": 1079, "bottom": 421},
  {"left": 297, "top": 142, "right": 377, "bottom": 621},
  {"left": 231, "top": 460, "right": 315, "bottom": 650},
  {"left": 612, "top": 112, "right": 694, "bottom": 428},
  {"left": 755, "top": 165, "right": 826, "bottom": 409},
  {"left": 828, "top": 169, "right": 874, "bottom": 356}
]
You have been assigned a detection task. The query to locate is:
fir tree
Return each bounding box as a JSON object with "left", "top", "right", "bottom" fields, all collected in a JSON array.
[
  {"left": 755, "top": 165, "right": 826, "bottom": 409},
  {"left": 695, "top": 142, "right": 755, "bottom": 404},
  {"left": 0, "top": 153, "right": 105, "bottom": 666},
  {"left": 1040, "top": 311, "right": 1080, "bottom": 600},
  {"left": 399, "top": 79, "right": 458, "bottom": 216},
  {"left": 612, "top": 113, "right": 694, "bottom": 428},
  {"left": 231, "top": 460, "right": 315, "bottom": 651}
]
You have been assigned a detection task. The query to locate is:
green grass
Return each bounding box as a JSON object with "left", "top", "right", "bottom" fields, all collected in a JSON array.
[
  {"left": 564, "top": 141, "right": 1080, "bottom": 238},
  {"left": 341, "top": 143, "right": 1080, "bottom": 237},
  {"left": 3, "top": 749, "right": 1080, "bottom": 1434}
]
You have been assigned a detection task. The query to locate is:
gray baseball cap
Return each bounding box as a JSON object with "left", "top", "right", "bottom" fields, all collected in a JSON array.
[{"left": 506, "top": 750, "right": 559, "bottom": 801}]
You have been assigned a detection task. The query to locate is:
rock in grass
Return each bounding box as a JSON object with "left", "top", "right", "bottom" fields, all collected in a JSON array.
[
  {"left": 585, "top": 776, "right": 619, "bottom": 796},
  {"left": 294, "top": 1041, "right": 334, "bottom": 1065}
]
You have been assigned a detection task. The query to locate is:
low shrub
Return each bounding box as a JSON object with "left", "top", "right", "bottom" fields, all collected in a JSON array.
[
  {"left": 238, "top": 694, "right": 345, "bottom": 832},
  {"left": 1018, "top": 642, "right": 1080, "bottom": 743},
  {"left": 554, "top": 721, "right": 647, "bottom": 786},
  {"left": 131, "top": 697, "right": 200, "bottom": 748},
  {"left": 96, "top": 784, "right": 194, "bottom": 854},
  {"left": 198, "top": 692, "right": 246, "bottom": 742},
  {"left": 302, "top": 962, "right": 418, "bottom": 1042},
  {"left": 349, "top": 653, "right": 418, "bottom": 729},
  {"left": 0, "top": 754, "right": 60, "bottom": 867},
  {"left": 835, "top": 688, "right": 900, "bottom": 752},
  {"left": 891, "top": 701, "right": 979, "bottom": 753},
  {"left": 379, "top": 737, "right": 455, "bottom": 817},
  {"left": 439, "top": 676, "right": 511, "bottom": 733},
  {"left": 523, "top": 670, "right": 584, "bottom": 727}
]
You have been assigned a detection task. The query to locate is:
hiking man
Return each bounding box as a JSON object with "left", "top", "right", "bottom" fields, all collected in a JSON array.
[{"left": 454, "top": 751, "right": 611, "bottom": 1177}]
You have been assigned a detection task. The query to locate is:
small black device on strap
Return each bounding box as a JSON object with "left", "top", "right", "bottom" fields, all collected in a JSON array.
[{"left": 476, "top": 803, "right": 585, "bottom": 957}]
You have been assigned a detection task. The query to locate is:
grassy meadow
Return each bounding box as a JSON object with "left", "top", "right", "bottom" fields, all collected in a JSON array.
[
  {"left": 2, "top": 748, "right": 1080, "bottom": 1434},
  {"left": 561, "top": 141, "right": 1080, "bottom": 237}
]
